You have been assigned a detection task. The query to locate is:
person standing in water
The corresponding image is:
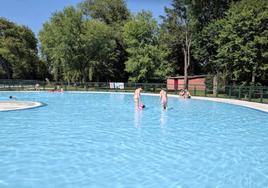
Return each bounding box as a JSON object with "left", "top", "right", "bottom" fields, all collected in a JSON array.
[
  {"left": 134, "top": 87, "right": 143, "bottom": 109},
  {"left": 160, "top": 89, "right": 168, "bottom": 109}
]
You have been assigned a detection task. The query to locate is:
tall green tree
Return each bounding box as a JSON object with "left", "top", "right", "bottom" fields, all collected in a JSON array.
[
  {"left": 159, "top": 8, "right": 184, "bottom": 77},
  {"left": 0, "top": 18, "right": 40, "bottom": 79},
  {"left": 39, "top": 6, "right": 118, "bottom": 83},
  {"left": 82, "top": 20, "right": 116, "bottom": 81},
  {"left": 161, "top": 0, "right": 195, "bottom": 88},
  {"left": 123, "top": 11, "right": 171, "bottom": 82},
  {"left": 79, "top": 0, "right": 130, "bottom": 81},
  {"left": 192, "top": 0, "right": 240, "bottom": 78},
  {"left": 39, "top": 6, "right": 85, "bottom": 82},
  {"left": 192, "top": 20, "right": 223, "bottom": 75},
  {"left": 79, "top": 0, "right": 130, "bottom": 25},
  {"left": 215, "top": 0, "right": 268, "bottom": 84},
  {"left": 190, "top": 0, "right": 240, "bottom": 30}
]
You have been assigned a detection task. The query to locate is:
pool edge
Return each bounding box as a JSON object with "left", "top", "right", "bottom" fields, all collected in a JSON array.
[
  {"left": 67, "top": 91, "right": 268, "bottom": 113},
  {"left": 0, "top": 101, "right": 46, "bottom": 112},
  {"left": 1, "top": 91, "right": 267, "bottom": 113}
]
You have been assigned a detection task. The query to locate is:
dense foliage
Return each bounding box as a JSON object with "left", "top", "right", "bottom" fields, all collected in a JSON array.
[
  {"left": 194, "top": 0, "right": 268, "bottom": 85},
  {"left": 0, "top": 18, "right": 46, "bottom": 79},
  {"left": 123, "top": 11, "right": 171, "bottom": 82},
  {"left": 1, "top": 0, "right": 267, "bottom": 86}
]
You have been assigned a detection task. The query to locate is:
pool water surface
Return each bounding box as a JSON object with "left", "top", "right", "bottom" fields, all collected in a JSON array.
[{"left": 0, "top": 92, "right": 268, "bottom": 188}]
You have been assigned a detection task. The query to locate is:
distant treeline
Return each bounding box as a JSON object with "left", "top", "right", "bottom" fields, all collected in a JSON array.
[{"left": 0, "top": 0, "right": 267, "bottom": 85}]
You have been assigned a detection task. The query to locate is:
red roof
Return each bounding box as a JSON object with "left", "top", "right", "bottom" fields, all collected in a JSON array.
[{"left": 167, "top": 75, "right": 208, "bottom": 79}]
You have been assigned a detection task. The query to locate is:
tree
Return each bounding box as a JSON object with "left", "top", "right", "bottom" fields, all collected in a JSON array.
[
  {"left": 161, "top": 0, "right": 194, "bottom": 89},
  {"left": 159, "top": 8, "right": 185, "bottom": 77},
  {"left": 82, "top": 20, "right": 116, "bottom": 81},
  {"left": 39, "top": 5, "right": 119, "bottom": 83},
  {"left": 215, "top": 0, "right": 268, "bottom": 85},
  {"left": 79, "top": 0, "right": 130, "bottom": 25},
  {"left": 123, "top": 11, "right": 171, "bottom": 82},
  {"left": 191, "top": 0, "right": 240, "bottom": 81},
  {"left": 0, "top": 18, "right": 40, "bottom": 79},
  {"left": 39, "top": 6, "right": 85, "bottom": 82},
  {"left": 192, "top": 20, "right": 223, "bottom": 75},
  {"left": 79, "top": 0, "right": 130, "bottom": 81},
  {"left": 190, "top": 0, "right": 240, "bottom": 30}
]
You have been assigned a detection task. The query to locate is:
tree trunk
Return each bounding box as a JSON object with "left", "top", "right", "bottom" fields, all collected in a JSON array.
[
  {"left": 184, "top": 28, "right": 188, "bottom": 90},
  {"left": 183, "top": 48, "right": 188, "bottom": 89},
  {"left": 183, "top": 29, "right": 191, "bottom": 90},
  {"left": 213, "top": 74, "right": 218, "bottom": 96},
  {"left": 251, "top": 69, "right": 256, "bottom": 84},
  {"left": 187, "top": 35, "right": 191, "bottom": 90},
  {"left": 82, "top": 69, "right": 87, "bottom": 84}
]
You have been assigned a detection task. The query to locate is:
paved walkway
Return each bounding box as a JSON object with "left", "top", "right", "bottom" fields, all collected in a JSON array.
[
  {"left": 191, "top": 96, "right": 268, "bottom": 113},
  {"left": 0, "top": 101, "right": 44, "bottom": 112}
]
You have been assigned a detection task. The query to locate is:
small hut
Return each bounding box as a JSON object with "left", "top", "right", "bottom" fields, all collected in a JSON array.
[{"left": 167, "top": 75, "right": 207, "bottom": 91}]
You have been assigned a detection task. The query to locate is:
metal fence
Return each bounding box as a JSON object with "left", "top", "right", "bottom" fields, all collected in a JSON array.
[{"left": 0, "top": 79, "right": 267, "bottom": 104}]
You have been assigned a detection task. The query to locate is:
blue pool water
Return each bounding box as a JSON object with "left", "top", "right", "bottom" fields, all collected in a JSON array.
[{"left": 0, "top": 92, "right": 268, "bottom": 188}]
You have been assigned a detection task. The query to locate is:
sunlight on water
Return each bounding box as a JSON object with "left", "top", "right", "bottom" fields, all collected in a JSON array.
[{"left": 0, "top": 92, "right": 268, "bottom": 188}]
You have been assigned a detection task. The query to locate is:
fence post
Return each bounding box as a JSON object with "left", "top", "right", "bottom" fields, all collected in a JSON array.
[
  {"left": 249, "top": 85, "right": 252, "bottom": 101},
  {"left": 228, "top": 86, "right": 232, "bottom": 98},
  {"left": 194, "top": 86, "right": 196, "bottom": 96},
  {"left": 64, "top": 83, "right": 67, "bottom": 91},
  {"left": 204, "top": 86, "right": 207, "bottom": 97},
  {"left": 238, "top": 86, "right": 241, "bottom": 99},
  {"left": 260, "top": 87, "right": 263, "bottom": 103}
]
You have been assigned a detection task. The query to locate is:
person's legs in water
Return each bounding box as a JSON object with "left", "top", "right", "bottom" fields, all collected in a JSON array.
[{"left": 161, "top": 98, "right": 167, "bottom": 110}]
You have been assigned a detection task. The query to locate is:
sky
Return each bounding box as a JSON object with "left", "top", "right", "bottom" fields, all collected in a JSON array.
[{"left": 0, "top": 0, "right": 171, "bottom": 36}]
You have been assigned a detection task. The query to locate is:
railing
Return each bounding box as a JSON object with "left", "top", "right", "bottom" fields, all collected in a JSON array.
[{"left": 0, "top": 79, "right": 267, "bottom": 104}]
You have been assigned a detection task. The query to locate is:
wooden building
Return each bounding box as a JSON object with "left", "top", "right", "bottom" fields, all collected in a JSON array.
[{"left": 167, "top": 75, "right": 207, "bottom": 91}]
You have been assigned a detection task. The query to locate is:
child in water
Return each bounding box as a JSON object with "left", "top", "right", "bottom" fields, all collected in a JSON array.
[{"left": 139, "top": 102, "right": 145, "bottom": 110}]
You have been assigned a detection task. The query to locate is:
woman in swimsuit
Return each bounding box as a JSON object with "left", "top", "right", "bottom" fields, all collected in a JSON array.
[
  {"left": 134, "top": 87, "right": 142, "bottom": 109},
  {"left": 160, "top": 89, "right": 168, "bottom": 109}
]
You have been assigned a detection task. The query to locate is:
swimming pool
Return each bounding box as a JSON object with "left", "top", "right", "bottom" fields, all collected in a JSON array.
[{"left": 0, "top": 92, "right": 268, "bottom": 188}]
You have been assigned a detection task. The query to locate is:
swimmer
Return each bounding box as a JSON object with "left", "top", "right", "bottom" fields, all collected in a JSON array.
[
  {"left": 34, "top": 83, "right": 40, "bottom": 91},
  {"left": 9, "top": 96, "right": 16, "bottom": 100},
  {"left": 134, "top": 87, "right": 142, "bottom": 109},
  {"left": 184, "top": 89, "right": 191, "bottom": 99},
  {"left": 179, "top": 89, "right": 185, "bottom": 97},
  {"left": 160, "top": 89, "right": 168, "bottom": 109},
  {"left": 138, "top": 102, "right": 145, "bottom": 110}
]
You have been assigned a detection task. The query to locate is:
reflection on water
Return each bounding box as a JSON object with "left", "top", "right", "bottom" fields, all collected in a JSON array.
[
  {"left": 160, "top": 109, "right": 168, "bottom": 127},
  {"left": 109, "top": 93, "right": 125, "bottom": 102},
  {"left": 134, "top": 109, "right": 143, "bottom": 128}
]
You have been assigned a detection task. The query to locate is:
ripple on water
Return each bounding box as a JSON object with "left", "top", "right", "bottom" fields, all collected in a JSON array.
[{"left": 0, "top": 92, "right": 268, "bottom": 188}]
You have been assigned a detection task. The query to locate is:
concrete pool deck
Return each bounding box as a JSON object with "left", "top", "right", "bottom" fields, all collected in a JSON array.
[
  {"left": 0, "top": 101, "right": 44, "bottom": 112},
  {"left": 190, "top": 96, "right": 268, "bottom": 113}
]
